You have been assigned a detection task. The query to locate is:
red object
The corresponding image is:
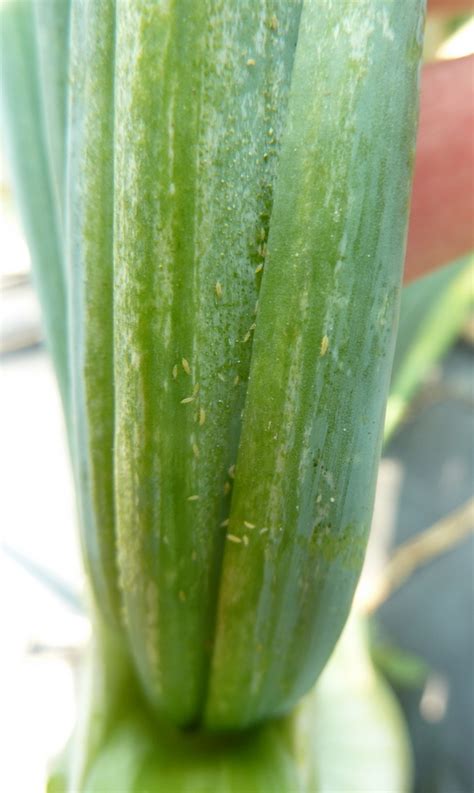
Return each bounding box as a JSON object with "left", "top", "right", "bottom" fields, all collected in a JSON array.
[
  {"left": 428, "top": 0, "right": 474, "bottom": 12},
  {"left": 405, "top": 55, "right": 474, "bottom": 282}
]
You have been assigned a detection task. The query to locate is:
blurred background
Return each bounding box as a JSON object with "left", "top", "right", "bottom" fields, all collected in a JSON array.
[{"left": 0, "top": 9, "right": 473, "bottom": 793}]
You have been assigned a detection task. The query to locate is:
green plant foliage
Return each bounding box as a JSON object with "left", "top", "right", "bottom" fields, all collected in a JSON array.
[
  {"left": 385, "top": 256, "right": 474, "bottom": 441},
  {"left": 0, "top": 0, "right": 69, "bottom": 409},
  {"left": 1, "top": 0, "right": 425, "bottom": 733},
  {"left": 50, "top": 619, "right": 411, "bottom": 793}
]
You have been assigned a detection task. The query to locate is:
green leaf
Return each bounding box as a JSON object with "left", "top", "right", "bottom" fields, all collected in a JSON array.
[
  {"left": 33, "top": 0, "right": 71, "bottom": 235},
  {"left": 385, "top": 255, "right": 474, "bottom": 442},
  {"left": 371, "top": 642, "right": 429, "bottom": 689},
  {"left": 2, "top": 0, "right": 426, "bottom": 731},
  {"left": 206, "top": 0, "right": 426, "bottom": 728},
  {"left": 2, "top": 543, "right": 83, "bottom": 613},
  {"left": 112, "top": 0, "right": 304, "bottom": 726},
  {"left": 66, "top": 0, "right": 120, "bottom": 626},
  {"left": 78, "top": 618, "right": 411, "bottom": 792},
  {"left": 0, "top": 0, "right": 69, "bottom": 410}
]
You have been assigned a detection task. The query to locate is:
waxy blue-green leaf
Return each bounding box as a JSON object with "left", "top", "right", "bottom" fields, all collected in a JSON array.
[
  {"left": 61, "top": 618, "right": 411, "bottom": 793},
  {"left": 385, "top": 255, "right": 474, "bottom": 441},
  {"left": 113, "top": 0, "right": 302, "bottom": 726},
  {"left": 205, "top": 0, "right": 425, "bottom": 728},
  {"left": 3, "top": 0, "right": 426, "bottom": 734},
  {"left": 66, "top": 0, "right": 120, "bottom": 624},
  {"left": 34, "top": 0, "right": 71, "bottom": 236},
  {"left": 0, "top": 0, "right": 69, "bottom": 409}
]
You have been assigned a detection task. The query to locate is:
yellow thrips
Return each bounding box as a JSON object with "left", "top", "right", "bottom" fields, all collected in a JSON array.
[
  {"left": 172, "top": 364, "right": 178, "bottom": 380},
  {"left": 269, "top": 15, "right": 278, "bottom": 31},
  {"left": 182, "top": 357, "right": 191, "bottom": 374},
  {"left": 244, "top": 322, "right": 257, "bottom": 342},
  {"left": 181, "top": 396, "right": 194, "bottom": 404},
  {"left": 244, "top": 521, "right": 255, "bottom": 529},
  {"left": 215, "top": 281, "right": 223, "bottom": 299},
  {"left": 199, "top": 407, "right": 206, "bottom": 426},
  {"left": 227, "top": 534, "right": 242, "bottom": 544},
  {"left": 320, "top": 335, "right": 329, "bottom": 356},
  {"left": 187, "top": 494, "right": 199, "bottom": 501}
]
